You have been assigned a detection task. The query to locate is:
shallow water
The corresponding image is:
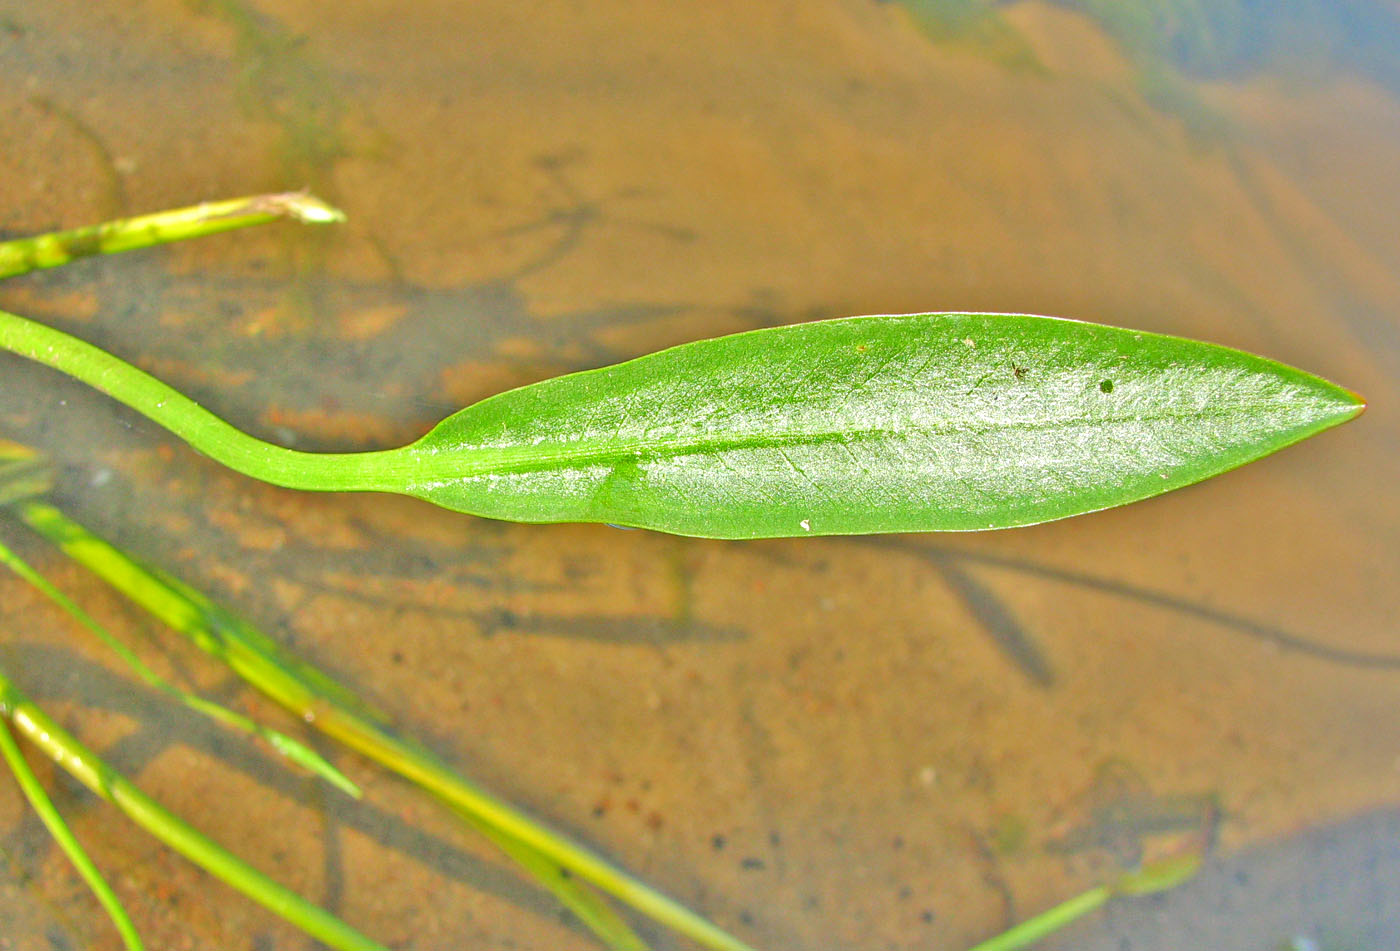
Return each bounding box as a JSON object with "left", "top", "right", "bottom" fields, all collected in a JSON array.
[{"left": 0, "top": 2, "right": 1397, "bottom": 949}]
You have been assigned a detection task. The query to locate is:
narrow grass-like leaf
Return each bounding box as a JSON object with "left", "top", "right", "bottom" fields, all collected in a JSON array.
[
  {"left": 0, "top": 310, "right": 1361, "bottom": 539},
  {"left": 465, "top": 816, "right": 650, "bottom": 951},
  {"left": 0, "top": 668, "right": 386, "bottom": 951},
  {"left": 0, "top": 718, "right": 145, "bottom": 951},
  {"left": 963, "top": 851, "right": 1203, "bottom": 951},
  {"left": 0, "top": 192, "right": 343, "bottom": 280},
  {"left": 13, "top": 500, "right": 735, "bottom": 951},
  {"left": 0, "top": 532, "right": 359, "bottom": 798},
  {"left": 0, "top": 440, "right": 52, "bottom": 508},
  {"left": 964, "top": 885, "right": 1110, "bottom": 951},
  {"left": 13, "top": 500, "right": 383, "bottom": 722},
  {"left": 1112, "top": 851, "right": 1202, "bottom": 897}
]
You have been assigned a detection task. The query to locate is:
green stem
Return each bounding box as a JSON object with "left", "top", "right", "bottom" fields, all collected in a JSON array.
[
  {"left": 0, "top": 669, "right": 387, "bottom": 951},
  {"left": 0, "top": 717, "right": 145, "bottom": 951},
  {"left": 0, "top": 193, "right": 343, "bottom": 280},
  {"left": 0, "top": 306, "right": 402, "bottom": 491}
]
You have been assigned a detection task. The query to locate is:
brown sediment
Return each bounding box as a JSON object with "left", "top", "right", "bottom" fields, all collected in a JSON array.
[{"left": 0, "top": 1, "right": 1396, "bottom": 948}]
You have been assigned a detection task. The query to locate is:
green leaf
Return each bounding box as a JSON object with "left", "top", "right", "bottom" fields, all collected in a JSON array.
[
  {"left": 0, "top": 718, "right": 145, "bottom": 951},
  {"left": 393, "top": 312, "right": 1363, "bottom": 538},
  {"left": 0, "top": 306, "right": 1362, "bottom": 540}
]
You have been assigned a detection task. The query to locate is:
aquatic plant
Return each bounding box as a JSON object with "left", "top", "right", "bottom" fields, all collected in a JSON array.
[
  {"left": 0, "top": 195, "right": 1363, "bottom": 949},
  {"left": 0, "top": 293, "right": 1361, "bottom": 539}
]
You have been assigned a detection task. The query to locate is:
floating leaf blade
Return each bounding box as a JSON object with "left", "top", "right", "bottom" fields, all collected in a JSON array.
[{"left": 399, "top": 313, "right": 1362, "bottom": 538}]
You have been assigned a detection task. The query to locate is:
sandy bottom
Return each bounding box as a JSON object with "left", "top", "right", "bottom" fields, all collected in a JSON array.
[{"left": 0, "top": 1, "right": 1397, "bottom": 949}]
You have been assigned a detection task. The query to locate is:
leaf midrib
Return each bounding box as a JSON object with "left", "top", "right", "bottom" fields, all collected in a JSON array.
[{"left": 413, "top": 399, "right": 1327, "bottom": 484}]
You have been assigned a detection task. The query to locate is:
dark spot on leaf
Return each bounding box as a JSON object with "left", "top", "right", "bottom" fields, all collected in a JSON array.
[
  {"left": 61, "top": 230, "right": 103, "bottom": 261},
  {"left": 1100, "top": 379, "right": 1114, "bottom": 393}
]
